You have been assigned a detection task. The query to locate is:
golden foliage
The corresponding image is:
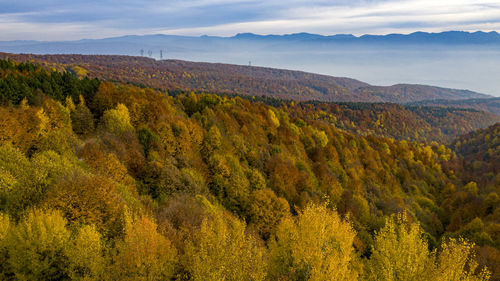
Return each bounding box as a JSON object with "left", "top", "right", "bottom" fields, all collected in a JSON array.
[
  {"left": 100, "top": 103, "right": 134, "bottom": 135},
  {"left": 66, "top": 225, "right": 106, "bottom": 281},
  {"left": 44, "top": 171, "right": 125, "bottom": 237},
  {"left": 112, "top": 214, "right": 177, "bottom": 281},
  {"left": 365, "top": 213, "right": 430, "bottom": 281},
  {"left": 269, "top": 203, "right": 359, "bottom": 281},
  {"left": 185, "top": 205, "right": 267, "bottom": 281},
  {"left": 6, "top": 209, "right": 71, "bottom": 280}
]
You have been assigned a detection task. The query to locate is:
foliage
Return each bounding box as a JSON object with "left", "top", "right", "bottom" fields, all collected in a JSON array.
[
  {"left": 6, "top": 209, "right": 71, "bottom": 280},
  {"left": 111, "top": 214, "right": 177, "bottom": 281},
  {"left": 269, "top": 203, "right": 358, "bottom": 281},
  {"left": 0, "top": 57, "right": 497, "bottom": 280},
  {"left": 66, "top": 225, "right": 106, "bottom": 281},
  {"left": 184, "top": 202, "right": 267, "bottom": 281},
  {"left": 99, "top": 103, "right": 134, "bottom": 135},
  {"left": 364, "top": 214, "right": 431, "bottom": 281},
  {"left": 365, "top": 214, "right": 490, "bottom": 281},
  {"left": 0, "top": 58, "right": 99, "bottom": 105}
]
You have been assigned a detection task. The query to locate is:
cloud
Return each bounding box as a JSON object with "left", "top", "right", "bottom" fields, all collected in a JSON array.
[
  {"left": 0, "top": 0, "right": 499, "bottom": 40},
  {"left": 156, "top": 0, "right": 500, "bottom": 36}
]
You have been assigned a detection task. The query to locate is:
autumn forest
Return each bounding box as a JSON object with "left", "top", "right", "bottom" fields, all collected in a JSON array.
[{"left": 0, "top": 56, "right": 499, "bottom": 281}]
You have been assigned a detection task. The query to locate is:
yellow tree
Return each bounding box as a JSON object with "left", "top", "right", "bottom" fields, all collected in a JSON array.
[
  {"left": 202, "top": 125, "right": 222, "bottom": 156},
  {"left": 78, "top": 141, "right": 136, "bottom": 188},
  {"left": 364, "top": 214, "right": 431, "bottom": 281},
  {"left": 0, "top": 212, "right": 9, "bottom": 243},
  {"left": 269, "top": 203, "right": 359, "bottom": 281},
  {"left": 6, "top": 209, "right": 71, "bottom": 280},
  {"left": 184, "top": 201, "right": 267, "bottom": 281},
  {"left": 111, "top": 215, "right": 177, "bottom": 281},
  {"left": 365, "top": 214, "right": 490, "bottom": 281},
  {"left": 100, "top": 103, "right": 134, "bottom": 135},
  {"left": 0, "top": 107, "right": 41, "bottom": 153},
  {"left": 66, "top": 225, "right": 107, "bottom": 281},
  {"left": 431, "top": 239, "right": 490, "bottom": 281}
]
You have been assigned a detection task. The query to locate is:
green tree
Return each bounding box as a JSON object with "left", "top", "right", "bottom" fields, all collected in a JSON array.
[{"left": 71, "top": 95, "right": 95, "bottom": 135}]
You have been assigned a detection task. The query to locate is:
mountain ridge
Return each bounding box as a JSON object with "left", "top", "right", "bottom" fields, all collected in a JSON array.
[
  {"left": 3, "top": 30, "right": 500, "bottom": 45},
  {"left": 0, "top": 52, "right": 491, "bottom": 104}
]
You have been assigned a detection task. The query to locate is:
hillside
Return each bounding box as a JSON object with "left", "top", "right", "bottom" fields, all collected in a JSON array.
[
  {"left": 0, "top": 56, "right": 497, "bottom": 144},
  {"left": 0, "top": 59, "right": 499, "bottom": 280},
  {"left": 354, "top": 84, "right": 487, "bottom": 104},
  {"left": 0, "top": 52, "right": 491, "bottom": 103},
  {"left": 410, "top": 97, "right": 500, "bottom": 115},
  {"left": 453, "top": 123, "right": 500, "bottom": 186},
  {"left": 289, "top": 102, "right": 500, "bottom": 143}
]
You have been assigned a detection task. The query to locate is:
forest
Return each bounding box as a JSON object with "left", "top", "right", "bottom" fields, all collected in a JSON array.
[
  {"left": 0, "top": 52, "right": 489, "bottom": 103},
  {"left": 0, "top": 58, "right": 499, "bottom": 280},
  {"left": 288, "top": 102, "right": 499, "bottom": 143},
  {"left": 410, "top": 98, "right": 500, "bottom": 116}
]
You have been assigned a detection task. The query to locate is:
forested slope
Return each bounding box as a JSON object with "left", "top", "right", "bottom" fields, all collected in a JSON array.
[
  {"left": 288, "top": 102, "right": 499, "bottom": 143},
  {"left": 411, "top": 97, "right": 500, "bottom": 115},
  {"left": 0, "top": 59, "right": 498, "bottom": 280},
  {"left": 0, "top": 52, "right": 490, "bottom": 103},
  {"left": 0, "top": 57, "right": 497, "bottom": 144},
  {"left": 453, "top": 123, "right": 500, "bottom": 186}
]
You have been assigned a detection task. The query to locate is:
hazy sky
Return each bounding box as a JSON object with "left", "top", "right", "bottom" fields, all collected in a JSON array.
[{"left": 1, "top": 0, "right": 500, "bottom": 40}]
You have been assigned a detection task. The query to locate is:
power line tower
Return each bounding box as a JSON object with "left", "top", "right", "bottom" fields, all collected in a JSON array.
[
  {"left": 160, "top": 50, "right": 163, "bottom": 60},
  {"left": 140, "top": 49, "right": 144, "bottom": 56}
]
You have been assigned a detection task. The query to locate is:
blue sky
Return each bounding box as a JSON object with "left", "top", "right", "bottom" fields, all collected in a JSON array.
[{"left": 1, "top": 0, "right": 500, "bottom": 40}]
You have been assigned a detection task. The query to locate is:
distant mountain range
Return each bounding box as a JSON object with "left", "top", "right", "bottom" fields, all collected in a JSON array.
[
  {"left": 233, "top": 31, "right": 500, "bottom": 44},
  {"left": 2, "top": 31, "right": 500, "bottom": 55},
  {"left": 0, "top": 52, "right": 492, "bottom": 104}
]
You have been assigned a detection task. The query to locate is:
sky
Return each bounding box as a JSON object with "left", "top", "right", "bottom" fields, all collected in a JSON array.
[{"left": 1, "top": 0, "right": 500, "bottom": 41}]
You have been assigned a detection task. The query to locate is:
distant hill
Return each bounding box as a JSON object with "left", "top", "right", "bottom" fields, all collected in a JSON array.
[
  {"left": 0, "top": 53, "right": 491, "bottom": 103},
  {"left": 410, "top": 97, "right": 500, "bottom": 115}
]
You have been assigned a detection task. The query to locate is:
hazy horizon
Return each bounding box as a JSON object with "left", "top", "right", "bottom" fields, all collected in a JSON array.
[
  {"left": 2, "top": 32, "right": 500, "bottom": 97},
  {"left": 2, "top": 30, "right": 500, "bottom": 42}
]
